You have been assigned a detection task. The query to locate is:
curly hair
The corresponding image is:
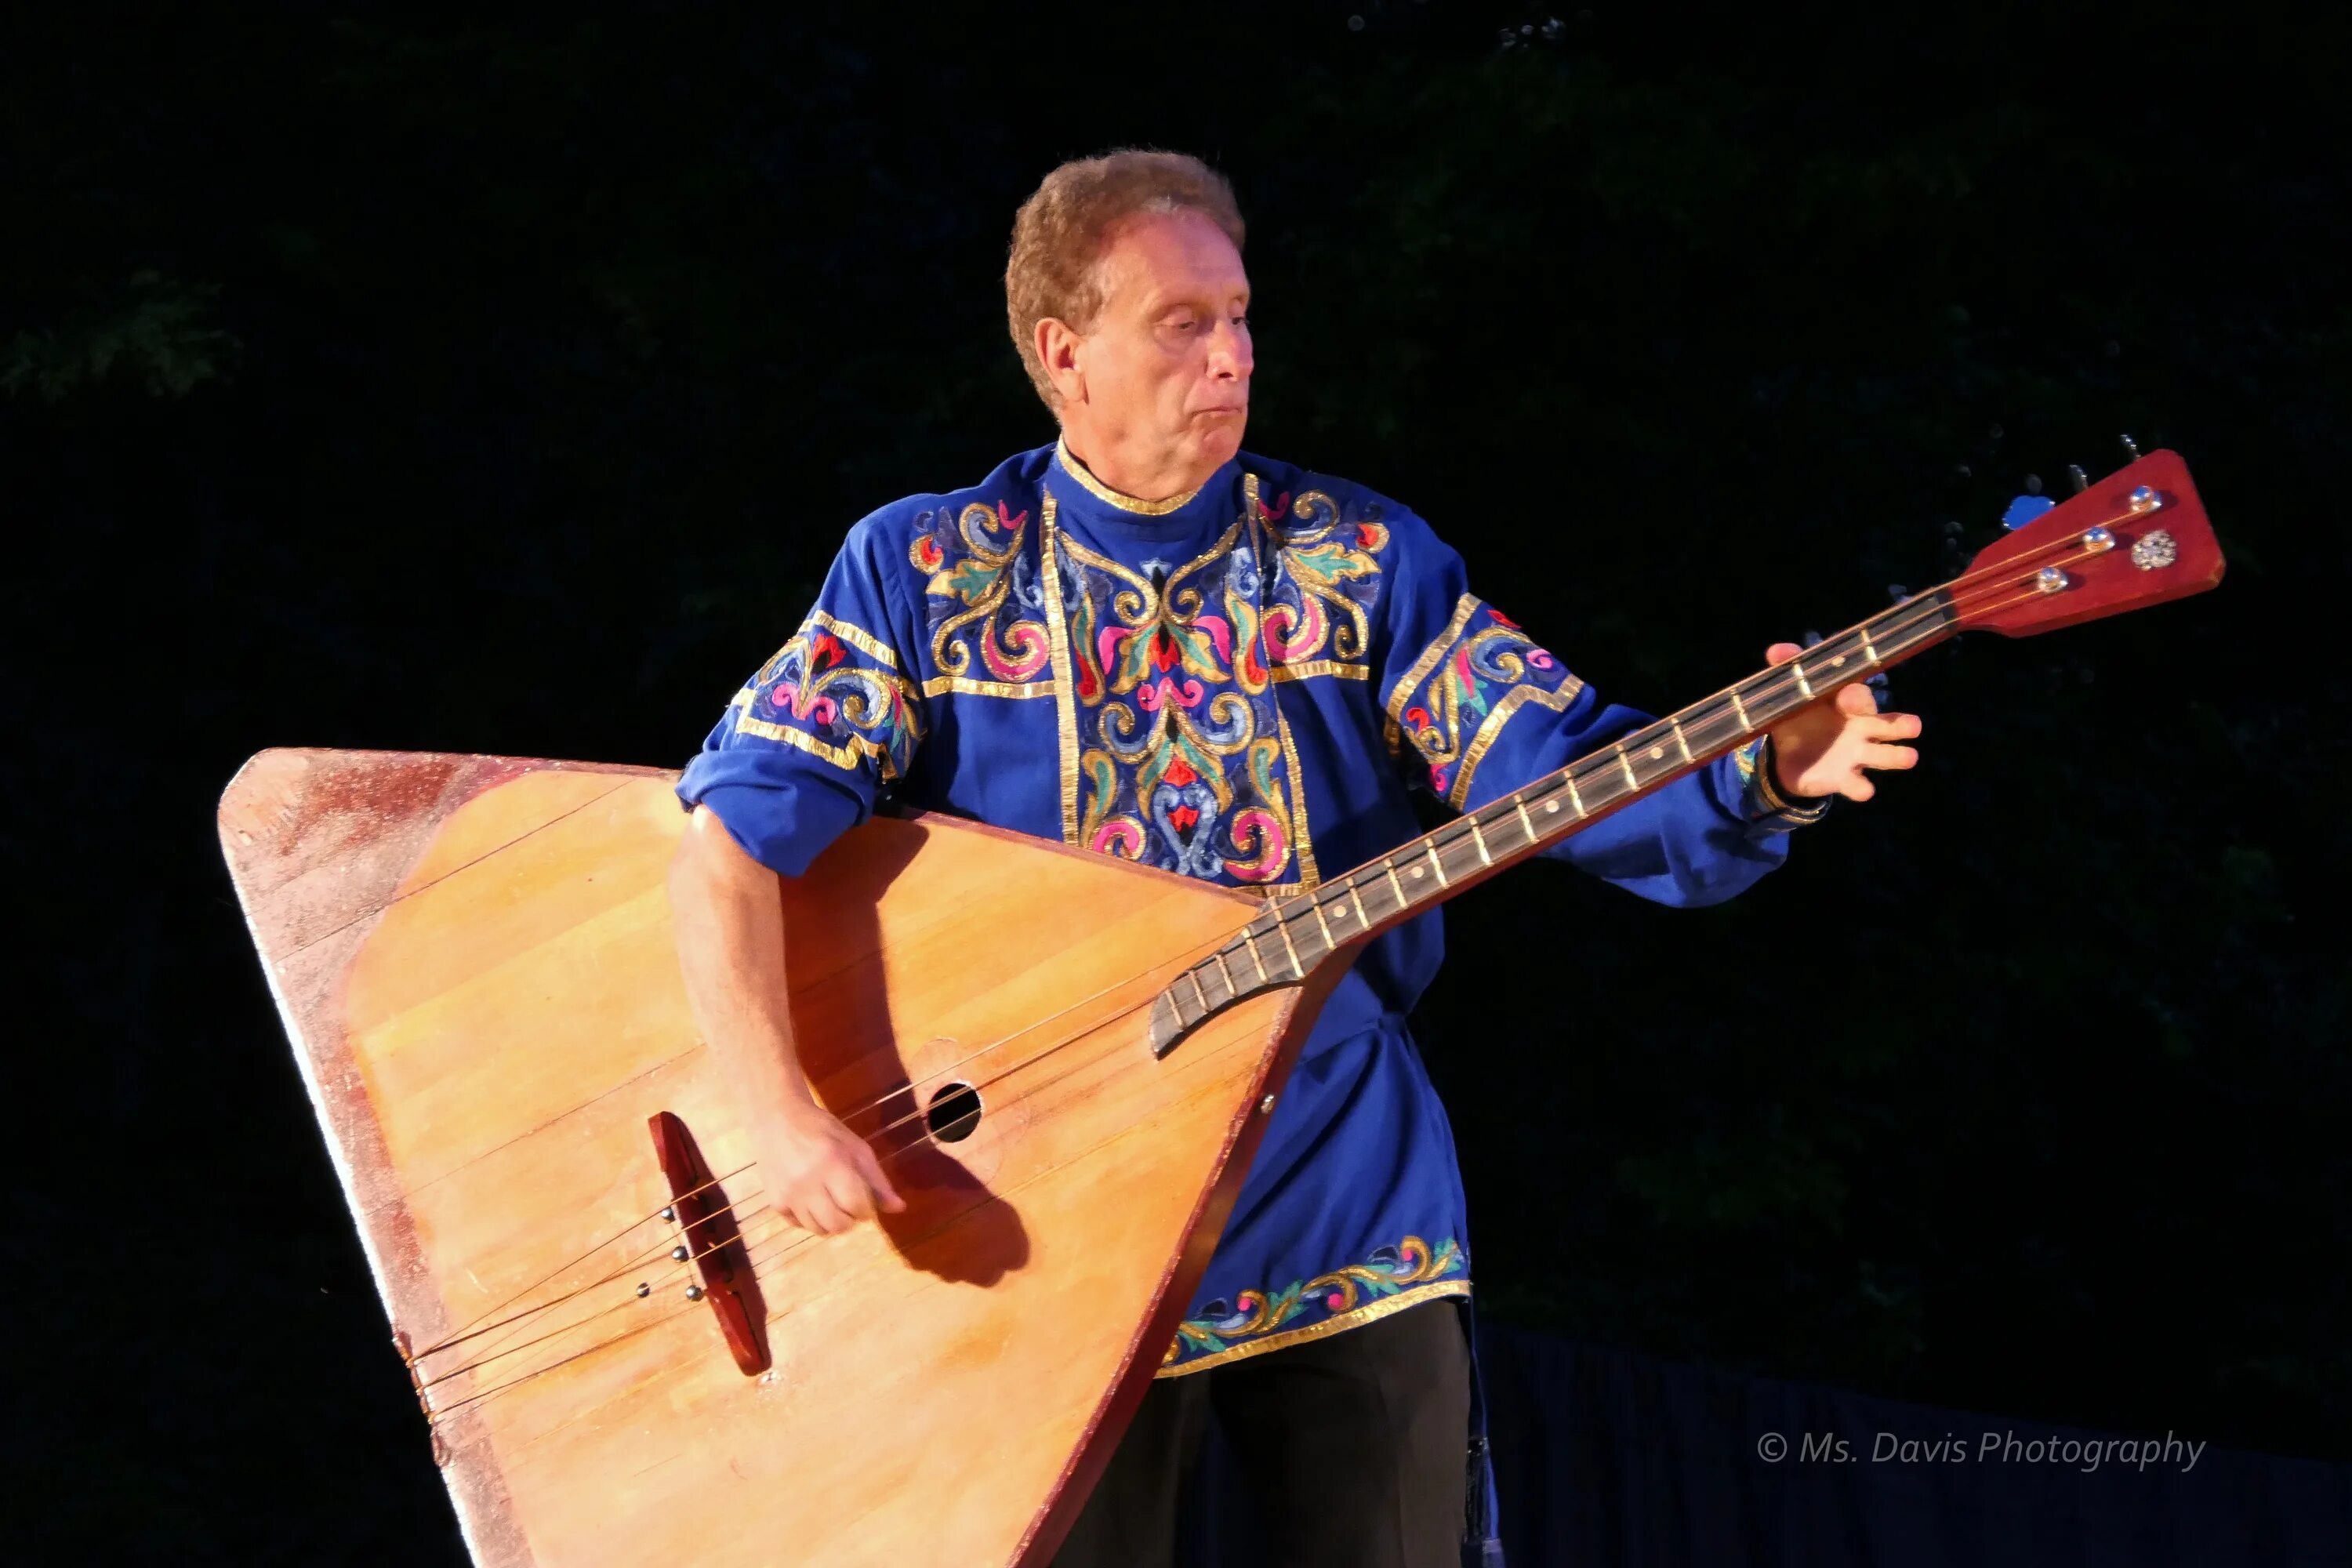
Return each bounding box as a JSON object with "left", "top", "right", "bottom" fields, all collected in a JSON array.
[{"left": 1004, "top": 149, "right": 1247, "bottom": 412}]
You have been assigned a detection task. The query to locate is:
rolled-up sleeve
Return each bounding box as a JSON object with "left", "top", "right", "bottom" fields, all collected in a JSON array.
[{"left": 677, "top": 514, "right": 924, "bottom": 877}]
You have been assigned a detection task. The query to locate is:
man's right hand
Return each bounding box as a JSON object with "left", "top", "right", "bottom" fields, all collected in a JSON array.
[{"left": 754, "top": 1096, "right": 906, "bottom": 1236}]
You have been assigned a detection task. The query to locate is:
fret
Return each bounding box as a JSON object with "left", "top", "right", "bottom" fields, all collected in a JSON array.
[
  {"left": 1790, "top": 660, "right": 1815, "bottom": 699},
  {"left": 1468, "top": 816, "right": 1493, "bottom": 866},
  {"left": 1879, "top": 590, "right": 1956, "bottom": 656},
  {"left": 1308, "top": 895, "right": 1337, "bottom": 945},
  {"left": 1670, "top": 717, "right": 1693, "bottom": 764},
  {"left": 1514, "top": 797, "right": 1537, "bottom": 843},
  {"left": 1729, "top": 687, "right": 1751, "bottom": 730},
  {"left": 1213, "top": 949, "right": 1236, "bottom": 995},
  {"left": 1346, "top": 880, "right": 1372, "bottom": 929},
  {"left": 1744, "top": 677, "right": 1798, "bottom": 728},
  {"left": 1679, "top": 701, "right": 1740, "bottom": 757},
  {"left": 1185, "top": 971, "right": 1210, "bottom": 1017},
  {"left": 1423, "top": 841, "right": 1450, "bottom": 887},
  {"left": 1242, "top": 928, "right": 1269, "bottom": 985},
  {"left": 1273, "top": 912, "right": 1305, "bottom": 977},
  {"left": 1614, "top": 744, "right": 1640, "bottom": 791},
  {"left": 1384, "top": 858, "right": 1410, "bottom": 909},
  {"left": 1564, "top": 774, "right": 1585, "bottom": 816},
  {"left": 1858, "top": 625, "right": 1880, "bottom": 666}
]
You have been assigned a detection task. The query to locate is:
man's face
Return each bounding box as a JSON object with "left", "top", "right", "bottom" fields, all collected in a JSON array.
[{"left": 1072, "top": 209, "right": 1253, "bottom": 474}]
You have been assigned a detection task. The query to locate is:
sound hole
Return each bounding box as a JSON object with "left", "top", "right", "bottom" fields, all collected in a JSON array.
[{"left": 925, "top": 1082, "right": 982, "bottom": 1143}]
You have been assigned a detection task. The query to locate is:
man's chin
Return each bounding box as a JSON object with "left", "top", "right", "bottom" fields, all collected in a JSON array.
[{"left": 1193, "top": 417, "right": 1247, "bottom": 462}]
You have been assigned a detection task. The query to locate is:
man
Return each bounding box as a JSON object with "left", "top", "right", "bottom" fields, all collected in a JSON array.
[{"left": 668, "top": 150, "right": 1922, "bottom": 1568}]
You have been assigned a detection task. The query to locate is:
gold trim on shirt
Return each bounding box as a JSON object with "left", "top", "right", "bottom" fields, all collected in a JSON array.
[
  {"left": 1152, "top": 1280, "right": 1472, "bottom": 1378},
  {"left": 804, "top": 609, "right": 900, "bottom": 670},
  {"left": 919, "top": 676, "right": 1058, "bottom": 700},
  {"left": 1448, "top": 674, "right": 1589, "bottom": 809},
  {"left": 729, "top": 714, "right": 897, "bottom": 776},
  {"left": 1038, "top": 489, "right": 1083, "bottom": 844},
  {"left": 1054, "top": 435, "right": 1211, "bottom": 516},
  {"left": 1274, "top": 699, "right": 1322, "bottom": 890},
  {"left": 1269, "top": 660, "right": 1369, "bottom": 684},
  {"left": 1748, "top": 735, "right": 1834, "bottom": 821},
  {"left": 1384, "top": 593, "right": 1481, "bottom": 727}
]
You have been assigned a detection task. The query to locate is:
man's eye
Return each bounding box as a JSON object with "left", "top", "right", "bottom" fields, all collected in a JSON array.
[{"left": 1232, "top": 314, "right": 1250, "bottom": 328}]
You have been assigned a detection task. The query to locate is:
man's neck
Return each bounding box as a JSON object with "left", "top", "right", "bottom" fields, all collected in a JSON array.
[{"left": 1057, "top": 430, "right": 1214, "bottom": 506}]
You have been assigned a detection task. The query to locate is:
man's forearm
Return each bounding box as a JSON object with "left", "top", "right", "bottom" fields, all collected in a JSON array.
[{"left": 669, "top": 804, "right": 815, "bottom": 1120}]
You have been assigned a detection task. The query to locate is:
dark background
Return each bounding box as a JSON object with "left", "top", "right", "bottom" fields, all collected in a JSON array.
[{"left": 9, "top": 2, "right": 2346, "bottom": 1560}]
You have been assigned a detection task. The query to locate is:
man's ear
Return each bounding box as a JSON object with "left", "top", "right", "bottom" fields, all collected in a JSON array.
[{"left": 1036, "top": 318, "right": 1085, "bottom": 407}]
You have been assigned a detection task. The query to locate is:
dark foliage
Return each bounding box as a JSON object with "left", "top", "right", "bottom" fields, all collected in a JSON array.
[{"left": 8, "top": 3, "right": 2346, "bottom": 1559}]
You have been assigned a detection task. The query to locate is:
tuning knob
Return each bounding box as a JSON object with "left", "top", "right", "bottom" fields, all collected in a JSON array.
[
  {"left": 2119, "top": 433, "right": 2142, "bottom": 461},
  {"left": 2067, "top": 464, "right": 2089, "bottom": 494}
]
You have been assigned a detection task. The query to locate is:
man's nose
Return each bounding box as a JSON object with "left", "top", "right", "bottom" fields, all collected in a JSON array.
[{"left": 1207, "top": 319, "right": 1252, "bottom": 380}]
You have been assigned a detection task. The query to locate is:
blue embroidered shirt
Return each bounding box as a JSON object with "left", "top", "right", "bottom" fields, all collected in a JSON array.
[{"left": 677, "top": 439, "right": 1826, "bottom": 1378}]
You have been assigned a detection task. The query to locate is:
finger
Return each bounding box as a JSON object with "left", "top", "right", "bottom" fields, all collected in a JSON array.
[
  {"left": 825, "top": 1167, "right": 878, "bottom": 1225},
  {"left": 1765, "top": 641, "right": 1802, "bottom": 666},
  {"left": 1835, "top": 681, "right": 1877, "bottom": 716},
  {"left": 1862, "top": 742, "right": 1918, "bottom": 771},
  {"left": 788, "top": 1183, "right": 851, "bottom": 1235},
  {"left": 853, "top": 1142, "right": 906, "bottom": 1212},
  {"left": 1842, "top": 774, "right": 1877, "bottom": 802},
  {"left": 1858, "top": 711, "right": 1922, "bottom": 740}
]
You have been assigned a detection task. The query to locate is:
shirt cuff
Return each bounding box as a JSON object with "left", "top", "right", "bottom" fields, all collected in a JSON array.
[
  {"left": 676, "top": 748, "right": 869, "bottom": 877},
  {"left": 1733, "top": 735, "right": 1834, "bottom": 834}
]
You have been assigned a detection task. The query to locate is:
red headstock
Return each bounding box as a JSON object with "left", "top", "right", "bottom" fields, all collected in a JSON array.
[{"left": 1957, "top": 450, "right": 2223, "bottom": 637}]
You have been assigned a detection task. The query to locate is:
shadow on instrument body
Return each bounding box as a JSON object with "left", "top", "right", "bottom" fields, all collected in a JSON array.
[{"left": 781, "top": 822, "right": 1033, "bottom": 1293}]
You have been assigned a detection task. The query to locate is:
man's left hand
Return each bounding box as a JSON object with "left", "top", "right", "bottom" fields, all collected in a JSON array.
[{"left": 1760, "top": 641, "right": 1923, "bottom": 803}]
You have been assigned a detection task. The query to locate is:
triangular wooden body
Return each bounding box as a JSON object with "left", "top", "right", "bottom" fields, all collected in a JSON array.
[{"left": 218, "top": 749, "right": 1332, "bottom": 1566}]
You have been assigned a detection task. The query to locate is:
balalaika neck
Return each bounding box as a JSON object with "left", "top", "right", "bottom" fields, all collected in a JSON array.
[{"left": 1146, "top": 583, "right": 1964, "bottom": 1055}]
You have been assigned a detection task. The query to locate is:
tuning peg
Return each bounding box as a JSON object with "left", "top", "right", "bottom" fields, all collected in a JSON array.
[
  {"left": 2119, "top": 433, "right": 2141, "bottom": 461},
  {"left": 2067, "top": 464, "right": 2089, "bottom": 494}
]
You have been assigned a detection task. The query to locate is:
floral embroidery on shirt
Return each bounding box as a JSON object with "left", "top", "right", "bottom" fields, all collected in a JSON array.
[
  {"left": 1162, "top": 1235, "right": 1466, "bottom": 1368},
  {"left": 903, "top": 478, "right": 1391, "bottom": 888},
  {"left": 1256, "top": 487, "right": 1388, "bottom": 673},
  {"left": 728, "top": 609, "right": 922, "bottom": 779},
  {"left": 1057, "top": 516, "right": 1303, "bottom": 881},
  {"left": 909, "top": 499, "right": 1054, "bottom": 688},
  {"left": 1385, "top": 594, "right": 1586, "bottom": 808},
  {"left": 1035, "top": 479, "right": 1389, "bottom": 888}
]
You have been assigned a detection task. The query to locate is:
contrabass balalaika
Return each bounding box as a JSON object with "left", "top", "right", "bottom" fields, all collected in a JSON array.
[{"left": 220, "top": 452, "right": 2219, "bottom": 1566}]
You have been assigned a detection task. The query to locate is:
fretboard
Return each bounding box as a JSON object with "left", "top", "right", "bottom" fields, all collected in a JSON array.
[{"left": 1146, "top": 585, "right": 1960, "bottom": 1055}]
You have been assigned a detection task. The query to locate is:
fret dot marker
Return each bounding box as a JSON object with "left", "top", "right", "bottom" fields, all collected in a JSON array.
[
  {"left": 1410, "top": 866, "right": 1425, "bottom": 879},
  {"left": 1650, "top": 745, "right": 1664, "bottom": 760},
  {"left": 1831, "top": 655, "right": 1845, "bottom": 666},
  {"left": 1545, "top": 800, "right": 1559, "bottom": 813}
]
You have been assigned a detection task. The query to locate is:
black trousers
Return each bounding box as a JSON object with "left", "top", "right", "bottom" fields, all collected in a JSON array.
[{"left": 1050, "top": 1297, "right": 1474, "bottom": 1568}]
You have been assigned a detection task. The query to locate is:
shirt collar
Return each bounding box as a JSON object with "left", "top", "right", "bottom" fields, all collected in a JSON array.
[{"left": 1049, "top": 437, "right": 1241, "bottom": 539}]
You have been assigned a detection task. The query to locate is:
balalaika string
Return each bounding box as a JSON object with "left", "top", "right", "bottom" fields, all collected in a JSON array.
[{"left": 403, "top": 505, "right": 2138, "bottom": 1426}]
